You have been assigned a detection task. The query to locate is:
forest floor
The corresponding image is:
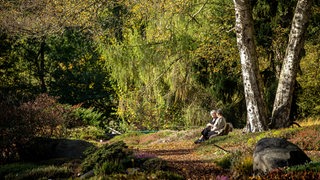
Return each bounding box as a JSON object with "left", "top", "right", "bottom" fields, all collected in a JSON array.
[
  {"left": 2, "top": 120, "right": 320, "bottom": 179},
  {"left": 137, "top": 141, "right": 230, "bottom": 179},
  {"left": 108, "top": 121, "right": 320, "bottom": 179}
]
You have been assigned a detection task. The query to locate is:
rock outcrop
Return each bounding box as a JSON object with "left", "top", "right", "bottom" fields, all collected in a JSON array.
[{"left": 253, "top": 137, "right": 311, "bottom": 174}]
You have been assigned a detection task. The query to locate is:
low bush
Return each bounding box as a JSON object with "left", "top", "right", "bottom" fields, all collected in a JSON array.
[
  {"left": 215, "top": 154, "right": 233, "bottom": 169},
  {"left": 0, "top": 94, "right": 79, "bottom": 163},
  {"left": 228, "top": 151, "right": 253, "bottom": 179},
  {"left": 286, "top": 161, "right": 320, "bottom": 172},
  {"left": 231, "top": 155, "right": 253, "bottom": 179},
  {"left": 67, "top": 126, "right": 107, "bottom": 141},
  {"left": 72, "top": 107, "right": 105, "bottom": 127},
  {"left": 81, "top": 141, "right": 175, "bottom": 177},
  {"left": 81, "top": 141, "right": 133, "bottom": 175},
  {"left": 252, "top": 163, "right": 320, "bottom": 180}
]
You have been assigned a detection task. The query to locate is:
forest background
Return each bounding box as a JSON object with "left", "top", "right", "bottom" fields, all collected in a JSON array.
[{"left": 1, "top": 0, "right": 320, "bottom": 157}]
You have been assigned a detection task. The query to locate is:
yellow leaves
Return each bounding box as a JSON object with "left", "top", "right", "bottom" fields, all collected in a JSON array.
[
  {"left": 68, "top": 63, "right": 73, "bottom": 70},
  {"left": 89, "top": 82, "right": 94, "bottom": 89},
  {"left": 1, "top": 0, "right": 97, "bottom": 37},
  {"left": 58, "top": 62, "right": 73, "bottom": 70},
  {"left": 58, "top": 63, "right": 67, "bottom": 71}
]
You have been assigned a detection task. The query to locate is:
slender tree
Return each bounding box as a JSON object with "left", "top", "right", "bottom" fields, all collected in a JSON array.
[
  {"left": 271, "top": 0, "right": 313, "bottom": 128},
  {"left": 233, "top": 0, "right": 268, "bottom": 132}
]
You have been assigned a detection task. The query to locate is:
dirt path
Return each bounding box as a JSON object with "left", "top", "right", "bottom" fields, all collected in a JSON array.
[{"left": 138, "top": 141, "right": 229, "bottom": 179}]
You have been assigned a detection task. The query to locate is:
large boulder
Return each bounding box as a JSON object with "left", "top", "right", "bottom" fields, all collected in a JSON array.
[{"left": 253, "top": 137, "right": 311, "bottom": 174}]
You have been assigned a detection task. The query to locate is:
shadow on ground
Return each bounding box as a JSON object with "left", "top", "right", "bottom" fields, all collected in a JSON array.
[{"left": 19, "top": 137, "right": 94, "bottom": 162}]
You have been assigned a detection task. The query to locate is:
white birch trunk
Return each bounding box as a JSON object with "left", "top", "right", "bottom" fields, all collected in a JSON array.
[
  {"left": 271, "top": 0, "right": 312, "bottom": 128},
  {"left": 233, "top": 0, "right": 268, "bottom": 132}
]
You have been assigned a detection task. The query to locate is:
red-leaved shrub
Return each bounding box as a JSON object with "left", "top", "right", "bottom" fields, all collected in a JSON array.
[{"left": 0, "top": 94, "right": 80, "bottom": 163}]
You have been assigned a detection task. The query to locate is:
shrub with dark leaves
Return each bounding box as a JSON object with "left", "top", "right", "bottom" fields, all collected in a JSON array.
[
  {"left": 0, "top": 94, "right": 78, "bottom": 163},
  {"left": 81, "top": 141, "right": 133, "bottom": 175}
]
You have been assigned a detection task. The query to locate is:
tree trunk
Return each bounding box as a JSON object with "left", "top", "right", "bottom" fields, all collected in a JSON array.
[
  {"left": 233, "top": 0, "right": 268, "bottom": 132},
  {"left": 37, "top": 37, "right": 47, "bottom": 93},
  {"left": 271, "top": 0, "right": 312, "bottom": 129}
]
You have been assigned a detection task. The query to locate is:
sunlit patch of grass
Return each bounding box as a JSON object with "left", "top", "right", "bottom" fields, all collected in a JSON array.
[
  {"left": 112, "top": 129, "right": 202, "bottom": 148},
  {"left": 110, "top": 130, "right": 179, "bottom": 148},
  {"left": 244, "top": 127, "right": 303, "bottom": 149},
  {"left": 156, "top": 130, "right": 176, "bottom": 137},
  {"left": 298, "top": 117, "right": 320, "bottom": 127},
  {"left": 195, "top": 143, "right": 230, "bottom": 161},
  {"left": 175, "top": 129, "right": 200, "bottom": 139},
  {"left": 67, "top": 126, "right": 107, "bottom": 141},
  {"left": 272, "top": 127, "right": 300, "bottom": 139},
  {"left": 210, "top": 129, "right": 257, "bottom": 148},
  {"left": 109, "top": 131, "right": 144, "bottom": 146}
]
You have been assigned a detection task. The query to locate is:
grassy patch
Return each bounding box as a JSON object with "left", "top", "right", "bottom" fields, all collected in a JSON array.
[
  {"left": 3, "top": 165, "right": 72, "bottom": 180},
  {"left": 286, "top": 161, "right": 320, "bottom": 172},
  {"left": 0, "top": 163, "right": 38, "bottom": 178}
]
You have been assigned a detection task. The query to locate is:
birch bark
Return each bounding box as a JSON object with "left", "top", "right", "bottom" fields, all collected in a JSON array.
[
  {"left": 233, "top": 0, "right": 268, "bottom": 132},
  {"left": 271, "top": 0, "right": 313, "bottom": 128}
]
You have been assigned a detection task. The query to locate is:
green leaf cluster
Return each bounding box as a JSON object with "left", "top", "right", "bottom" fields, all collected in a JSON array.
[{"left": 81, "top": 141, "right": 133, "bottom": 175}]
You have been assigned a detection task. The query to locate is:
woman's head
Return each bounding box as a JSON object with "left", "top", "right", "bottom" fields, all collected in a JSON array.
[
  {"left": 216, "top": 109, "right": 223, "bottom": 116},
  {"left": 210, "top": 110, "right": 217, "bottom": 117}
]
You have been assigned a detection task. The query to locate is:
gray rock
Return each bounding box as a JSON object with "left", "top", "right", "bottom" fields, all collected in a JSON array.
[
  {"left": 80, "top": 170, "right": 94, "bottom": 179},
  {"left": 253, "top": 137, "right": 311, "bottom": 174}
]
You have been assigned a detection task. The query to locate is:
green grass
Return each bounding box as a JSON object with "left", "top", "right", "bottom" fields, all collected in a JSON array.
[
  {"left": 0, "top": 163, "right": 38, "bottom": 178},
  {"left": 1, "top": 163, "right": 72, "bottom": 180}
]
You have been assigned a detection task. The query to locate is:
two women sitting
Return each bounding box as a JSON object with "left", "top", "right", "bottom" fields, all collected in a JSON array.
[{"left": 194, "top": 109, "right": 232, "bottom": 144}]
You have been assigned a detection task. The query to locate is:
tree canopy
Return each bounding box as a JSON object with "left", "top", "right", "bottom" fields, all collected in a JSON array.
[{"left": 1, "top": 0, "right": 319, "bottom": 132}]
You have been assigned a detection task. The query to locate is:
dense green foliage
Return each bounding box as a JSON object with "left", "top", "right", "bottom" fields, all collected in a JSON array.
[{"left": 99, "top": 0, "right": 244, "bottom": 130}]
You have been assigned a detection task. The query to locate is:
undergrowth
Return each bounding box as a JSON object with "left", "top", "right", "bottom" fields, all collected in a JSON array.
[{"left": 3, "top": 165, "right": 72, "bottom": 180}]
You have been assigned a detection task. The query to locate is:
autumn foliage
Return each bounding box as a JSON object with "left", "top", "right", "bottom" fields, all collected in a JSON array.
[{"left": 0, "top": 94, "right": 78, "bottom": 163}]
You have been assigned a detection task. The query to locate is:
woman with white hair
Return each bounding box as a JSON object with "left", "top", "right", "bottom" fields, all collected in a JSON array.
[{"left": 194, "top": 109, "right": 226, "bottom": 144}]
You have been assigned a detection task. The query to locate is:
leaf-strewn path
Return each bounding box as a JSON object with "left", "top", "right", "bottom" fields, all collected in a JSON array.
[{"left": 138, "top": 141, "right": 229, "bottom": 179}]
